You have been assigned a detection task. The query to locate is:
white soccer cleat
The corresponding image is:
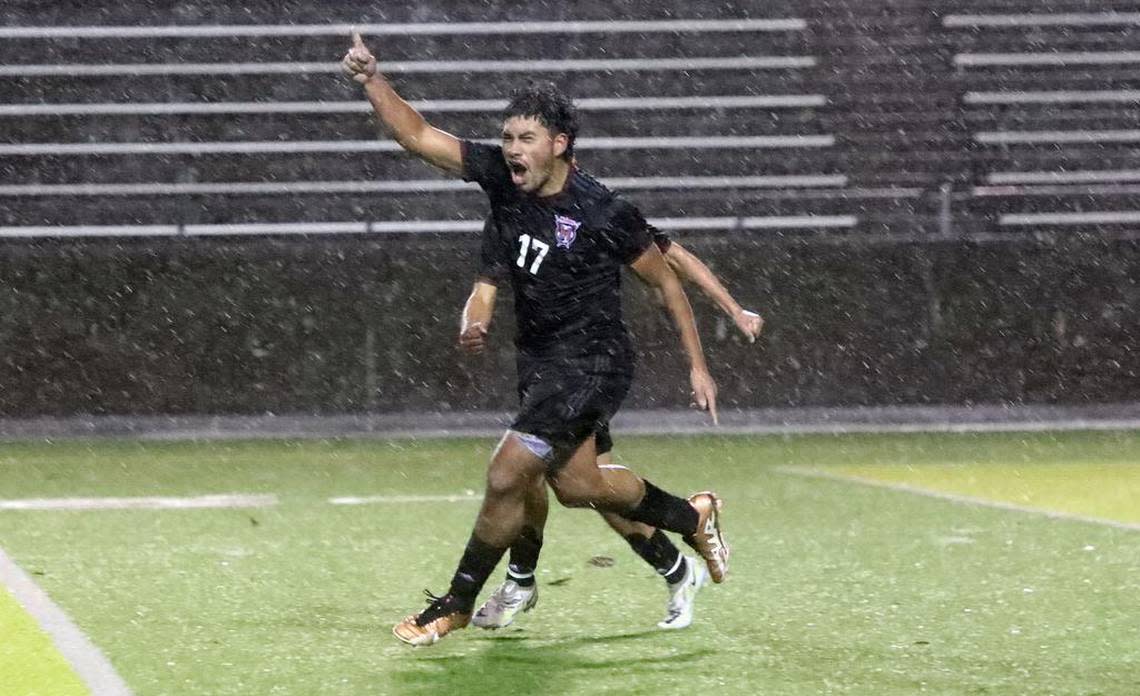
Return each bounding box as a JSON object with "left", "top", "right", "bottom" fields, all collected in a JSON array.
[
  {"left": 657, "top": 557, "right": 709, "bottom": 630},
  {"left": 471, "top": 580, "right": 538, "bottom": 629}
]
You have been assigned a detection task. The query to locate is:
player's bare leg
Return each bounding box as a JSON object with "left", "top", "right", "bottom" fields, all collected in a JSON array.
[
  {"left": 471, "top": 474, "right": 545, "bottom": 629},
  {"left": 471, "top": 435, "right": 728, "bottom": 635},
  {"left": 472, "top": 433, "right": 548, "bottom": 546},
  {"left": 393, "top": 432, "right": 546, "bottom": 645},
  {"left": 480, "top": 448, "right": 702, "bottom": 629}
]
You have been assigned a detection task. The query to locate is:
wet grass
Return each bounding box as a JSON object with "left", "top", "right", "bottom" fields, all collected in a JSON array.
[{"left": 0, "top": 431, "right": 1138, "bottom": 695}]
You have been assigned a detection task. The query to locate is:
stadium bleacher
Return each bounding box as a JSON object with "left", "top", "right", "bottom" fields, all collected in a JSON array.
[
  {"left": 944, "top": 5, "right": 1140, "bottom": 234},
  {"left": 0, "top": 2, "right": 1137, "bottom": 415},
  {"left": 0, "top": 13, "right": 853, "bottom": 233},
  {"left": 5, "top": 4, "right": 1130, "bottom": 239},
  {"left": 5, "top": 4, "right": 1131, "bottom": 238}
]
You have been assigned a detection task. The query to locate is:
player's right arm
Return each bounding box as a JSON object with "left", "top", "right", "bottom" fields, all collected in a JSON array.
[
  {"left": 462, "top": 217, "right": 508, "bottom": 354},
  {"left": 458, "top": 282, "right": 497, "bottom": 354},
  {"left": 341, "top": 33, "right": 464, "bottom": 175}
]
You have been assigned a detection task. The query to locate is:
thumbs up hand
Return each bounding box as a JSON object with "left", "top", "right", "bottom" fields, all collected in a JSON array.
[{"left": 342, "top": 32, "right": 377, "bottom": 84}]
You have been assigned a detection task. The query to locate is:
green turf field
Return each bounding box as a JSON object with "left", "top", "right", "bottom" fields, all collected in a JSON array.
[
  {"left": 1, "top": 431, "right": 1138, "bottom": 695},
  {"left": 0, "top": 583, "right": 88, "bottom": 696}
]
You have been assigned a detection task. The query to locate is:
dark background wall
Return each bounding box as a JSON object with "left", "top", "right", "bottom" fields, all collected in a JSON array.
[{"left": 1, "top": 233, "right": 1135, "bottom": 416}]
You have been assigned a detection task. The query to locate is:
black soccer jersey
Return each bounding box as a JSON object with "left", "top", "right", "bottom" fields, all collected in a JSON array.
[
  {"left": 462, "top": 140, "right": 654, "bottom": 363},
  {"left": 648, "top": 224, "right": 671, "bottom": 254}
]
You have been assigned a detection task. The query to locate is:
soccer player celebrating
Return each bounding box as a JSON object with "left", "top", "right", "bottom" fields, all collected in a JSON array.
[
  {"left": 343, "top": 34, "right": 730, "bottom": 646},
  {"left": 472, "top": 235, "right": 762, "bottom": 631}
]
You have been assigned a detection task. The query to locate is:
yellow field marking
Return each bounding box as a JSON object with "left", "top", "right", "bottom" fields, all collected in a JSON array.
[
  {"left": 0, "top": 584, "right": 88, "bottom": 696},
  {"left": 780, "top": 462, "right": 1140, "bottom": 529}
]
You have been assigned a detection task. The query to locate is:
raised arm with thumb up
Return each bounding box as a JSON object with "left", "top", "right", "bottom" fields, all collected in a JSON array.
[
  {"left": 341, "top": 32, "right": 377, "bottom": 84},
  {"left": 338, "top": 32, "right": 463, "bottom": 174}
]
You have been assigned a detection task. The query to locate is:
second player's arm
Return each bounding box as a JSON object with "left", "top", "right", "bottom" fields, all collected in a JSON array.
[
  {"left": 342, "top": 33, "right": 464, "bottom": 175},
  {"left": 458, "top": 281, "right": 498, "bottom": 354},
  {"left": 629, "top": 246, "right": 719, "bottom": 423},
  {"left": 664, "top": 242, "right": 763, "bottom": 342}
]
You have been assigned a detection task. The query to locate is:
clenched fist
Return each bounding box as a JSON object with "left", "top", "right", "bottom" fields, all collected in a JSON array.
[
  {"left": 735, "top": 309, "right": 764, "bottom": 343},
  {"left": 342, "top": 32, "right": 377, "bottom": 84},
  {"left": 458, "top": 321, "right": 489, "bottom": 355}
]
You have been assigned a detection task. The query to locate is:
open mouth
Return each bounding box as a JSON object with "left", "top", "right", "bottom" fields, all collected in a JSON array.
[{"left": 508, "top": 161, "right": 528, "bottom": 185}]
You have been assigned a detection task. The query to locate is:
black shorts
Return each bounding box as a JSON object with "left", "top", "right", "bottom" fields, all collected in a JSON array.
[
  {"left": 512, "top": 353, "right": 631, "bottom": 456},
  {"left": 595, "top": 422, "right": 614, "bottom": 456}
]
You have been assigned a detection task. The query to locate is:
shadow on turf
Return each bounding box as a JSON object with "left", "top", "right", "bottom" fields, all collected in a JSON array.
[{"left": 385, "top": 629, "right": 714, "bottom": 695}]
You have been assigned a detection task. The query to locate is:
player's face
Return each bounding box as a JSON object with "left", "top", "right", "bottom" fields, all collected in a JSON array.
[{"left": 500, "top": 116, "right": 567, "bottom": 193}]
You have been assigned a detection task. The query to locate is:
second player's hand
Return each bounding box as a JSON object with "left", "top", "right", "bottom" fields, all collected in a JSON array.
[
  {"left": 458, "top": 322, "right": 489, "bottom": 355},
  {"left": 735, "top": 309, "right": 764, "bottom": 343},
  {"left": 341, "top": 32, "right": 377, "bottom": 84},
  {"left": 689, "top": 367, "right": 719, "bottom": 426}
]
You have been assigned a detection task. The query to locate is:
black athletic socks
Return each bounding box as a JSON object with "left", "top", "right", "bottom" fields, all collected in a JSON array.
[
  {"left": 624, "top": 480, "right": 699, "bottom": 536},
  {"left": 448, "top": 535, "right": 508, "bottom": 611},
  {"left": 624, "top": 530, "right": 687, "bottom": 584},
  {"left": 505, "top": 525, "right": 542, "bottom": 588}
]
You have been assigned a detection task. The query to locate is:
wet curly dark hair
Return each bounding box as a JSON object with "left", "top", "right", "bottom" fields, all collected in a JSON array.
[{"left": 502, "top": 81, "right": 580, "bottom": 160}]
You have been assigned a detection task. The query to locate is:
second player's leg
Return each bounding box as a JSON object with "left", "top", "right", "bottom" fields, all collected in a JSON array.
[
  {"left": 594, "top": 451, "right": 657, "bottom": 538},
  {"left": 548, "top": 434, "right": 730, "bottom": 584},
  {"left": 595, "top": 452, "right": 706, "bottom": 627},
  {"left": 546, "top": 435, "right": 648, "bottom": 511}
]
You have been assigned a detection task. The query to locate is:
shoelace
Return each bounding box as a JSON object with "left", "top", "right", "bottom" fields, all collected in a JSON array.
[{"left": 414, "top": 589, "right": 455, "bottom": 627}]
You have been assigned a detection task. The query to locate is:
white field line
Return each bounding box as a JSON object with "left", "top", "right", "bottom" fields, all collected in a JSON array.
[
  {"left": 0, "top": 94, "right": 827, "bottom": 117},
  {"left": 0, "top": 493, "right": 278, "bottom": 511},
  {"left": 329, "top": 494, "right": 483, "bottom": 505},
  {"left": 0, "top": 19, "right": 808, "bottom": 39},
  {"left": 0, "top": 56, "right": 815, "bottom": 77},
  {"left": 0, "top": 546, "right": 133, "bottom": 695},
  {"left": 775, "top": 466, "right": 1140, "bottom": 532}
]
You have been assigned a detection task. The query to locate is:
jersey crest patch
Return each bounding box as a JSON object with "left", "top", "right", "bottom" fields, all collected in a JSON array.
[{"left": 554, "top": 214, "right": 581, "bottom": 249}]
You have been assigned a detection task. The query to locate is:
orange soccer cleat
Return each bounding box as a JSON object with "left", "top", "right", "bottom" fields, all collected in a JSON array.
[
  {"left": 392, "top": 591, "right": 471, "bottom": 646},
  {"left": 684, "top": 491, "right": 730, "bottom": 583}
]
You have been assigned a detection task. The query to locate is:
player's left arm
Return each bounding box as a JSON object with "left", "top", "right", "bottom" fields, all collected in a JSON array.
[
  {"left": 629, "top": 245, "right": 718, "bottom": 424},
  {"left": 663, "top": 242, "right": 764, "bottom": 343}
]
